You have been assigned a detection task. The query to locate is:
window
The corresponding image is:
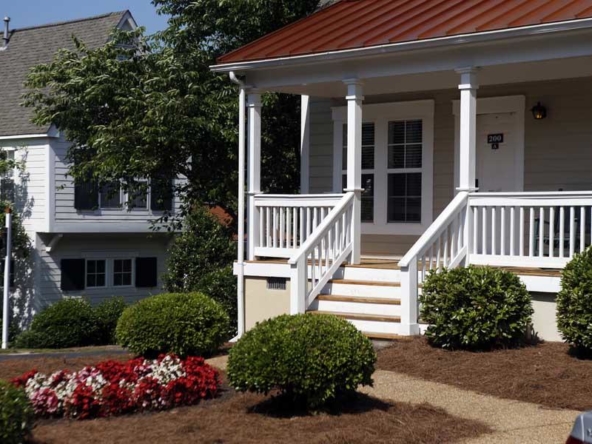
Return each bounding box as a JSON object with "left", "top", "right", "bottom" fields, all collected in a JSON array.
[
  {"left": 1, "top": 150, "right": 15, "bottom": 203},
  {"left": 128, "top": 181, "right": 148, "bottom": 210},
  {"left": 99, "top": 182, "right": 121, "bottom": 209},
  {"left": 86, "top": 260, "right": 106, "bottom": 288},
  {"left": 387, "top": 120, "right": 423, "bottom": 223},
  {"left": 113, "top": 259, "right": 133, "bottom": 286},
  {"left": 342, "top": 123, "right": 375, "bottom": 222}
]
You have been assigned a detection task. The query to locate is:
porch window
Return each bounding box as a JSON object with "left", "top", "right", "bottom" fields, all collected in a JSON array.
[
  {"left": 387, "top": 120, "right": 423, "bottom": 223},
  {"left": 342, "top": 123, "right": 375, "bottom": 222},
  {"left": 113, "top": 259, "right": 133, "bottom": 287},
  {"left": 86, "top": 259, "right": 106, "bottom": 288}
]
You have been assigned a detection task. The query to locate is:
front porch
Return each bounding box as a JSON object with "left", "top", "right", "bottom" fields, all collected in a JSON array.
[{"left": 223, "top": 34, "right": 592, "bottom": 341}]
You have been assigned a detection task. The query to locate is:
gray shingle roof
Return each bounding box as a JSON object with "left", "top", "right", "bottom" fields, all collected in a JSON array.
[{"left": 0, "top": 11, "right": 128, "bottom": 137}]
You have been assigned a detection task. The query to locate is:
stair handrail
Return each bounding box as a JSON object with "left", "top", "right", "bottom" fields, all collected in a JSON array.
[{"left": 288, "top": 192, "right": 355, "bottom": 314}]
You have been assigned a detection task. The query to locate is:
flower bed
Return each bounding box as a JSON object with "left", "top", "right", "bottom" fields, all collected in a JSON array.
[{"left": 12, "top": 355, "right": 219, "bottom": 420}]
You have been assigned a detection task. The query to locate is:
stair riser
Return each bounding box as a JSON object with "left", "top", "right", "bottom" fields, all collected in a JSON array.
[
  {"left": 322, "top": 283, "right": 400, "bottom": 298},
  {"left": 310, "top": 300, "right": 401, "bottom": 316},
  {"left": 345, "top": 319, "right": 401, "bottom": 335},
  {"left": 333, "top": 267, "right": 400, "bottom": 283}
]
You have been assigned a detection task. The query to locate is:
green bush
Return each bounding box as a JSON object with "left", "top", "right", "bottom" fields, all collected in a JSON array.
[
  {"left": 13, "top": 330, "right": 49, "bottom": 349},
  {"left": 420, "top": 266, "right": 533, "bottom": 351},
  {"left": 228, "top": 314, "right": 376, "bottom": 409},
  {"left": 0, "top": 380, "right": 34, "bottom": 444},
  {"left": 0, "top": 316, "right": 21, "bottom": 345},
  {"left": 557, "top": 247, "right": 592, "bottom": 354},
  {"left": 94, "top": 297, "right": 127, "bottom": 345},
  {"left": 116, "top": 292, "right": 229, "bottom": 357},
  {"left": 25, "top": 299, "right": 98, "bottom": 349}
]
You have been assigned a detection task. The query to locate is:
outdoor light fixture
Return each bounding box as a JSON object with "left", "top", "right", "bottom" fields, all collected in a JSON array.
[{"left": 531, "top": 102, "right": 547, "bottom": 120}]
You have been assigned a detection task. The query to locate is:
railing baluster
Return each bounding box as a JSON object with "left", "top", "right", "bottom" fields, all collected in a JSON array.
[
  {"left": 491, "top": 207, "right": 497, "bottom": 256},
  {"left": 429, "top": 245, "right": 434, "bottom": 272},
  {"left": 450, "top": 217, "right": 456, "bottom": 259},
  {"left": 539, "top": 207, "right": 544, "bottom": 258},
  {"left": 259, "top": 206, "right": 264, "bottom": 249},
  {"left": 549, "top": 207, "right": 555, "bottom": 259},
  {"left": 299, "top": 207, "right": 304, "bottom": 248},
  {"left": 570, "top": 206, "right": 576, "bottom": 258},
  {"left": 279, "top": 207, "right": 285, "bottom": 248},
  {"left": 273, "top": 207, "right": 278, "bottom": 248},
  {"left": 482, "top": 207, "right": 487, "bottom": 255},
  {"left": 580, "top": 206, "right": 586, "bottom": 253},
  {"left": 457, "top": 213, "right": 463, "bottom": 253},
  {"left": 443, "top": 226, "right": 449, "bottom": 267},
  {"left": 559, "top": 207, "right": 565, "bottom": 259},
  {"left": 473, "top": 207, "right": 478, "bottom": 255},
  {"left": 266, "top": 207, "right": 271, "bottom": 247},
  {"left": 510, "top": 207, "right": 515, "bottom": 256},
  {"left": 292, "top": 207, "right": 298, "bottom": 249},
  {"left": 529, "top": 207, "right": 535, "bottom": 257},
  {"left": 519, "top": 207, "right": 525, "bottom": 257},
  {"left": 501, "top": 207, "right": 506, "bottom": 256},
  {"left": 306, "top": 208, "right": 312, "bottom": 239}
]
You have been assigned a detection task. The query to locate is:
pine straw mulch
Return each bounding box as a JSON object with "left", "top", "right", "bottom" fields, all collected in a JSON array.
[
  {"left": 377, "top": 337, "right": 592, "bottom": 411},
  {"left": 29, "top": 377, "right": 491, "bottom": 444}
]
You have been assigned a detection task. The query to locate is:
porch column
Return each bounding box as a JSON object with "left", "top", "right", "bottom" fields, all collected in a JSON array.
[
  {"left": 456, "top": 68, "right": 479, "bottom": 192},
  {"left": 247, "top": 92, "right": 262, "bottom": 261},
  {"left": 344, "top": 79, "right": 363, "bottom": 265},
  {"left": 300, "top": 95, "right": 310, "bottom": 194}
]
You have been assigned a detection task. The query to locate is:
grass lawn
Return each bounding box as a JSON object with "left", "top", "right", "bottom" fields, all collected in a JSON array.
[
  {"left": 377, "top": 337, "right": 592, "bottom": 411},
  {"left": 2, "top": 352, "right": 491, "bottom": 444}
]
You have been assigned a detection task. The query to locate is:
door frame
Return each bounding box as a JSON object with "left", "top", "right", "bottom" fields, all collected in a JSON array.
[{"left": 453, "top": 95, "right": 525, "bottom": 193}]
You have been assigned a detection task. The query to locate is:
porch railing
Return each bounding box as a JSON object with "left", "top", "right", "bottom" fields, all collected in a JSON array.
[
  {"left": 468, "top": 191, "right": 592, "bottom": 268},
  {"left": 288, "top": 192, "right": 355, "bottom": 314},
  {"left": 398, "top": 191, "right": 470, "bottom": 335},
  {"left": 253, "top": 194, "right": 344, "bottom": 258}
]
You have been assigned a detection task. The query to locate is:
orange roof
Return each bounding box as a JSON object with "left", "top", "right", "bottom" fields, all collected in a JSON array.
[{"left": 218, "top": 0, "right": 592, "bottom": 64}]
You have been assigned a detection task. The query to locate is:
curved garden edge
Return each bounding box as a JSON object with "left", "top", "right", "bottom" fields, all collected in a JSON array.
[{"left": 376, "top": 337, "right": 592, "bottom": 412}]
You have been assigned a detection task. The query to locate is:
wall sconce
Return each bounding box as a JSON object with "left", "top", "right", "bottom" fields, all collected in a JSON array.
[{"left": 531, "top": 102, "right": 547, "bottom": 120}]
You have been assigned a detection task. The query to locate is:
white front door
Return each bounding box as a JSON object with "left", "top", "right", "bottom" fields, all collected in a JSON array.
[{"left": 476, "top": 112, "right": 520, "bottom": 192}]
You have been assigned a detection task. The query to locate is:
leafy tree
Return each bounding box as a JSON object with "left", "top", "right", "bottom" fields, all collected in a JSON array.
[{"left": 24, "top": 0, "right": 324, "bottom": 229}]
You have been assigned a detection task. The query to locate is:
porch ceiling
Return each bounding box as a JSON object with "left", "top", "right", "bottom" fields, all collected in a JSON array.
[{"left": 256, "top": 56, "right": 592, "bottom": 98}]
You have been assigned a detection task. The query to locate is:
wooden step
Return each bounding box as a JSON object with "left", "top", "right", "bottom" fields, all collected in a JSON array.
[
  {"left": 362, "top": 332, "right": 413, "bottom": 341},
  {"left": 317, "top": 294, "right": 401, "bottom": 305},
  {"left": 328, "top": 279, "right": 400, "bottom": 287},
  {"left": 308, "top": 310, "right": 401, "bottom": 323}
]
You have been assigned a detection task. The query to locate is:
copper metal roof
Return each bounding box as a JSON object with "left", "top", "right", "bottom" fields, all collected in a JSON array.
[{"left": 217, "top": 0, "right": 592, "bottom": 64}]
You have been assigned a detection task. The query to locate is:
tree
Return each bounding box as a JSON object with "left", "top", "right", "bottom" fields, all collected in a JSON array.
[{"left": 24, "top": 1, "right": 324, "bottom": 230}]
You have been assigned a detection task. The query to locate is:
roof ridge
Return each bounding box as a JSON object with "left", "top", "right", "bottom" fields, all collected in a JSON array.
[{"left": 10, "top": 10, "right": 128, "bottom": 33}]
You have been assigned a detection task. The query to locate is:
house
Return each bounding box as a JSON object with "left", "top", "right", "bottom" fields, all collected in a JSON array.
[
  {"left": 213, "top": 0, "right": 592, "bottom": 342},
  {"left": 0, "top": 11, "right": 175, "bottom": 320}
]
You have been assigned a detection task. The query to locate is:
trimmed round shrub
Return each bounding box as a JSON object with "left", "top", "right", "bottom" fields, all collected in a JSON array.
[
  {"left": 116, "top": 292, "right": 230, "bottom": 357},
  {"left": 0, "top": 380, "right": 34, "bottom": 444},
  {"left": 228, "top": 314, "right": 376, "bottom": 409},
  {"left": 27, "top": 299, "right": 98, "bottom": 349},
  {"left": 557, "top": 247, "right": 592, "bottom": 354},
  {"left": 420, "top": 265, "right": 533, "bottom": 350},
  {"left": 94, "top": 297, "right": 127, "bottom": 345}
]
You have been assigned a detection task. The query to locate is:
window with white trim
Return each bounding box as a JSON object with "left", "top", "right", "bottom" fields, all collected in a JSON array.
[
  {"left": 113, "top": 259, "right": 133, "bottom": 286},
  {"left": 99, "top": 182, "right": 122, "bottom": 209},
  {"left": 86, "top": 259, "right": 106, "bottom": 288},
  {"left": 387, "top": 120, "right": 423, "bottom": 223},
  {"left": 341, "top": 123, "right": 375, "bottom": 222}
]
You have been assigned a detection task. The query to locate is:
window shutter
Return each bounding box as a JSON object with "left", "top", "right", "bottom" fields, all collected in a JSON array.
[
  {"left": 0, "top": 179, "right": 15, "bottom": 203},
  {"left": 74, "top": 180, "right": 98, "bottom": 211},
  {"left": 61, "top": 259, "right": 86, "bottom": 291},
  {"left": 135, "top": 257, "right": 158, "bottom": 288},
  {"left": 150, "top": 177, "right": 173, "bottom": 212},
  {"left": 0, "top": 259, "right": 15, "bottom": 288}
]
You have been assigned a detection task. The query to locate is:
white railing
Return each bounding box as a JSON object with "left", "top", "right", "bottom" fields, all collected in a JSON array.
[
  {"left": 253, "top": 194, "right": 344, "bottom": 258},
  {"left": 398, "top": 191, "right": 470, "bottom": 335},
  {"left": 468, "top": 191, "right": 592, "bottom": 268},
  {"left": 288, "top": 192, "right": 355, "bottom": 314}
]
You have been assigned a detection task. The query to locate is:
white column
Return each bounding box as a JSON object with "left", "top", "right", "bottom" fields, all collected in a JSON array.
[
  {"left": 300, "top": 95, "right": 310, "bottom": 194},
  {"left": 247, "top": 92, "right": 262, "bottom": 261},
  {"left": 344, "top": 79, "right": 363, "bottom": 264},
  {"left": 236, "top": 87, "right": 247, "bottom": 337},
  {"left": 456, "top": 68, "right": 479, "bottom": 192}
]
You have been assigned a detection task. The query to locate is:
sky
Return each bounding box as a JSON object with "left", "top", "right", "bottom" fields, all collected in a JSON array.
[{"left": 2, "top": 0, "right": 169, "bottom": 35}]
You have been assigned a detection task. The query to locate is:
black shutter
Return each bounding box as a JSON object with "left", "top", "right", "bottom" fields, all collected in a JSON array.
[
  {"left": 1, "top": 179, "right": 15, "bottom": 203},
  {"left": 135, "top": 257, "right": 158, "bottom": 288},
  {"left": 74, "top": 180, "right": 98, "bottom": 211},
  {"left": 150, "top": 177, "right": 173, "bottom": 212},
  {"left": 61, "top": 259, "right": 86, "bottom": 291},
  {"left": 0, "top": 259, "right": 15, "bottom": 288}
]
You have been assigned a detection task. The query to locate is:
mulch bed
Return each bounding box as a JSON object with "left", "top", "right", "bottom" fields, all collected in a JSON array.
[
  {"left": 28, "top": 377, "right": 491, "bottom": 444},
  {"left": 377, "top": 337, "right": 592, "bottom": 411}
]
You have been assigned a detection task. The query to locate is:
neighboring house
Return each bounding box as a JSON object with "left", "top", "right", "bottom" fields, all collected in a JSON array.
[
  {"left": 0, "top": 11, "right": 175, "bottom": 319},
  {"left": 213, "top": 0, "right": 592, "bottom": 342}
]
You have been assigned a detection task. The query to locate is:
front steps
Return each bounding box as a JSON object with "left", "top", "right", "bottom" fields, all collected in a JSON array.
[{"left": 306, "top": 263, "right": 404, "bottom": 338}]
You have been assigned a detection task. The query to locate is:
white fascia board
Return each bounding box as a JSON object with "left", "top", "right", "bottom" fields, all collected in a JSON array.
[
  {"left": 0, "top": 133, "right": 53, "bottom": 141},
  {"left": 211, "top": 18, "right": 592, "bottom": 73}
]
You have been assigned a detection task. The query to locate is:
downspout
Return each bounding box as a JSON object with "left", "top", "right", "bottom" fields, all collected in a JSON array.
[{"left": 230, "top": 71, "right": 246, "bottom": 341}]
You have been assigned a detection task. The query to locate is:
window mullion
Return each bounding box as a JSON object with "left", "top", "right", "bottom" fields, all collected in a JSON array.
[{"left": 374, "top": 119, "right": 388, "bottom": 226}]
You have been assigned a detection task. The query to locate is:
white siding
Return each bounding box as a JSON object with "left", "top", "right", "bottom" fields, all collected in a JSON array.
[
  {"left": 308, "top": 76, "right": 592, "bottom": 256},
  {"left": 35, "top": 233, "right": 169, "bottom": 309}
]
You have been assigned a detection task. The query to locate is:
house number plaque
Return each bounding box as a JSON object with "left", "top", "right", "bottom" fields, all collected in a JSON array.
[{"left": 487, "top": 133, "right": 504, "bottom": 150}]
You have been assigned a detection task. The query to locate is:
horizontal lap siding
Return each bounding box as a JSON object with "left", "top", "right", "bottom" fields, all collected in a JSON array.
[
  {"left": 35, "top": 233, "right": 169, "bottom": 308},
  {"left": 308, "top": 76, "right": 592, "bottom": 257}
]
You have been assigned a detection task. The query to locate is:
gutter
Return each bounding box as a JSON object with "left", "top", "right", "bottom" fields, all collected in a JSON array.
[
  {"left": 211, "top": 18, "right": 592, "bottom": 72},
  {"left": 0, "top": 133, "right": 55, "bottom": 141}
]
